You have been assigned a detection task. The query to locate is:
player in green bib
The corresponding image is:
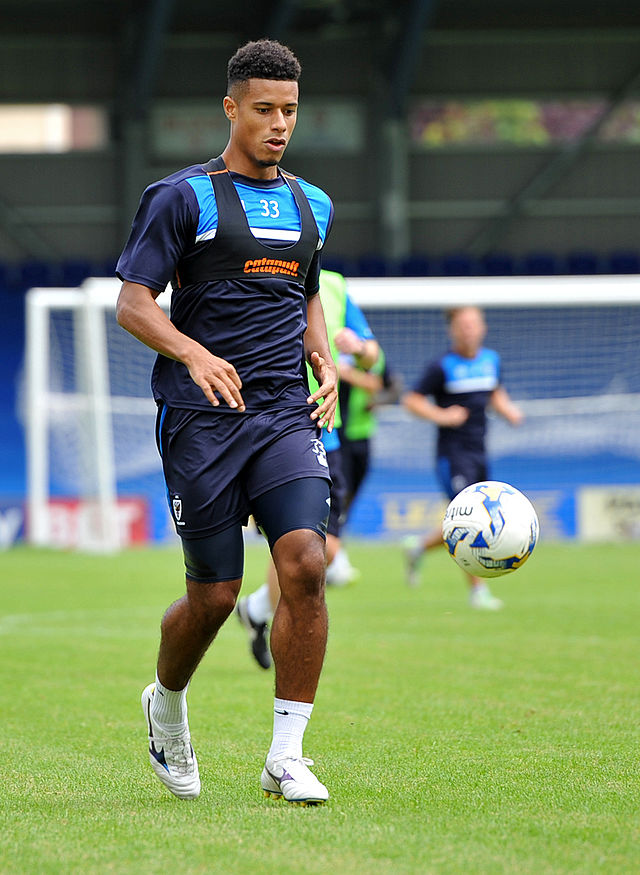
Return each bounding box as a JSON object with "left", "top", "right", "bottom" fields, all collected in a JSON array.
[
  {"left": 236, "top": 270, "right": 380, "bottom": 666},
  {"left": 339, "top": 346, "right": 386, "bottom": 507}
]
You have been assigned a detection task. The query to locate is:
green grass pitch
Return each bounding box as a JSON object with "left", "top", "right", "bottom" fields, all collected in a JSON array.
[{"left": 1, "top": 540, "right": 639, "bottom": 874}]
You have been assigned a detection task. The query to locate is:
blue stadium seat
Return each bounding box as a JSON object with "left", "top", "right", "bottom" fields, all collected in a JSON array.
[
  {"left": 77, "top": 256, "right": 117, "bottom": 279},
  {"left": 518, "top": 252, "right": 559, "bottom": 276},
  {"left": 481, "top": 253, "right": 515, "bottom": 276},
  {"left": 565, "top": 251, "right": 600, "bottom": 275},
  {"left": 321, "top": 255, "right": 352, "bottom": 277},
  {"left": 0, "top": 261, "right": 10, "bottom": 290},
  {"left": 439, "top": 253, "right": 476, "bottom": 276},
  {"left": 19, "top": 259, "right": 59, "bottom": 288},
  {"left": 100, "top": 257, "right": 119, "bottom": 277},
  {"left": 607, "top": 250, "right": 640, "bottom": 274},
  {"left": 356, "top": 255, "right": 388, "bottom": 277},
  {"left": 60, "top": 259, "right": 93, "bottom": 286},
  {"left": 397, "top": 254, "right": 431, "bottom": 276}
]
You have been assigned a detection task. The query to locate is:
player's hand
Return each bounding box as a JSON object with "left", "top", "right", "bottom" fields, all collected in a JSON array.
[
  {"left": 334, "top": 327, "right": 365, "bottom": 357},
  {"left": 307, "top": 351, "right": 338, "bottom": 431},
  {"left": 438, "top": 405, "right": 469, "bottom": 428},
  {"left": 184, "top": 343, "right": 245, "bottom": 411}
]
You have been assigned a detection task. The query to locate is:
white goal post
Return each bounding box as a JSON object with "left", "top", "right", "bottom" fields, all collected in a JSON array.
[
  {"left": 25, "top": 278, "right": 169, "bottom": 551},
  {"left": 24, "top": 274, "right": 640, "bottom": 550}
]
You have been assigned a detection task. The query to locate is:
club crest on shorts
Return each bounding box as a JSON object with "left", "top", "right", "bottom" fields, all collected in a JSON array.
[
  {"left": 171, "top": 494, "right": 185, "bottom": 525},
  {"left": 310, "top": 437, "right": 329, "bottom": 468}
]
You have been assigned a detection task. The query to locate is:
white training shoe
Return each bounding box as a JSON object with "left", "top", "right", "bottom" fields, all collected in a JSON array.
[
  {"left": 261, "top": 754, "right": 329, "bottom": 805},
  {"left": 325, "top": 550, "right": 360, "bottom": 587},
  {"left": 141, "top": 683, "right": 201, "bottom": 799},
  {"left": 469, "top": 588, "right": 504, "bottom": 611},
  {"left": 403, "top": 535, "right": 423, "bottom": 588}
]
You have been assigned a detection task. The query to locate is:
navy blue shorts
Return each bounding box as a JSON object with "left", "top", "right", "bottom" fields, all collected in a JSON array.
[
  {"left": 156, "top": 404, "right": 332, "bottom": 539},
  {"left": 437, "top": 454, "right": 488, "bottom": 500}
]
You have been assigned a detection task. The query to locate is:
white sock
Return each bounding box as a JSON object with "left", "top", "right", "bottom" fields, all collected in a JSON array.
[
  {"left": 150, "top": 674, "right": 188, "bottom": 735},
  {"left": 246, "top": 583, "right": 272, "bottom": 625},
  {"left": 268, "top": 698, "right": 314, "bottom": 760}
]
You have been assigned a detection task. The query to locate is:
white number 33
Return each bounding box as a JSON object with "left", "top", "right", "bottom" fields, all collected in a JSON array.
[{"left": 259, "top": 199, "right": 280, "bottom": 218}]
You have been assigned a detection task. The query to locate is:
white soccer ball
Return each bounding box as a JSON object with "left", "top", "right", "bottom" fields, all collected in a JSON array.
[{"left": 441, "top": 481, "right": 539, "bottom": 578}]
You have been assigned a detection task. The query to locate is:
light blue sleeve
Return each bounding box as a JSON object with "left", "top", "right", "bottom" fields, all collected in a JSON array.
[
  {"left": 345, "top": 294, "right": 375, "bottom": 340},
  {"left": 321, "top": 427, "right": 341, "bottom": 451},
  {"left": 494, "top": 350, "right": 503, "bottom": 385},
  {"left": 186, "top": 175, "right": 218, "bottom": 237}
]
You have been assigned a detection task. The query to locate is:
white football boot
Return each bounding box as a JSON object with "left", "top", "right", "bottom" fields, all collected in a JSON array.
[
  {"left": 261, "top": 754, "right": 329, "bottom": 805},
  {"left": 141, "top": 683, "right": 201, "bottom": 799},
  {"left": 325, "top": 548, "right": 360, "bottom": 587},
  {"left": 469, "top": 587, "right": 504, "bottom": 611}
]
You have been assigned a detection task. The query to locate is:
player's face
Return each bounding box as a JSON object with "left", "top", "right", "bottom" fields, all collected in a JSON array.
[
  {"left": 449, "top": 307, "right": 486, "bottom": 357},
  {"left": 223, "top": 78, "right": 298, "bottom": 177}
]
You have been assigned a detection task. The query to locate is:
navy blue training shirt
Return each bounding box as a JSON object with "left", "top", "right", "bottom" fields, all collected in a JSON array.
[
  {"left": 414, "top": 348, "right": 501, "bottom": 458},
  {"left": 116, "top": 160, "right": 334, "bottom": 412}
]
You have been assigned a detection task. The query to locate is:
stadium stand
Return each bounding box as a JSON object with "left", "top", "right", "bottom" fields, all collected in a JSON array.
[
  {"left": 397, "top": 254, "right": 432, "bottom": 276},
  {"left": 439, "top": 252, "right": 476, "bottom": 276},
  {"left": 565, "top": 251, "right": 601, "bottom": 275},
  {"left": 480, "top": 253, "right": 516, "bottom": 276},
  {"left": 518, "top": 252, "right": 560, "bottom": 275},
  {"left": 356, "top": 254, "right": 389, "bottom": 277},
  {"left": 607, "top": 251, "right": 640, "bottom": 274}
]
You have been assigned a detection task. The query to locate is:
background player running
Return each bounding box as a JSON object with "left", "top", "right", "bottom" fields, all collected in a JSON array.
[
  {"left": 116, "top": 39, "right": 337, "bottom": 805},
  {"left": 403, "top": 306, "right": 523, "bottom": 610}
]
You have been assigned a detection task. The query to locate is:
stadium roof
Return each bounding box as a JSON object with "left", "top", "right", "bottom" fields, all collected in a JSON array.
[{"left": 2, "top": 0, "right": 639, "bottom": 39}]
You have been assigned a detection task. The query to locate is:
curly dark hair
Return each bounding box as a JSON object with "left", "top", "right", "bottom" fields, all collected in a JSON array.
[{"left": 227, "top": 39, "right": 301, "bottom": 93}]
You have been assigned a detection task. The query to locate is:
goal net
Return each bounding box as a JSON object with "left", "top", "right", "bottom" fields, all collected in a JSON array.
[
  {"left": 347, "top": 276, "right": 640, "bottom": 542},
  {"left": 24, "top": 274, "right": 640, "bottom": 550}
]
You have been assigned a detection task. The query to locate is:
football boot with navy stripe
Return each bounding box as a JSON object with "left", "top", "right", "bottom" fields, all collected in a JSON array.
[
  {"left": 141, "top": 683, "right": 200, "bottom": 799},
  {"left": 261, "top": 754, "right": 329, "bottom": 805}
]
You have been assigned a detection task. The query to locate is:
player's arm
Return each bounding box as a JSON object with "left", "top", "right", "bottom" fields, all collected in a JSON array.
[
  {"left": 334, "top": 329, "right": 379, "bottom": 371},
  {"left": 304, "top": 291, "right": 338, "bottom": 431},
  {"left": 334, "top": 294, "right": 379, "bottom": 370},
  {"left": 490, "top": 385, "right": 523, "bottom": 426},
  {"left": 116, "top": 281, "right": 245, "bottom": 411},
  {"left": 338, "top": 361, "right": 383, "bottom": 393},
  {"left": 403, "top": 391, "right": 469, "bottom": 427}
]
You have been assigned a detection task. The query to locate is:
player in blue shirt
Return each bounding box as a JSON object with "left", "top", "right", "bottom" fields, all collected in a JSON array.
[
  {"left": 403, "top": 306, "right": 523, "bottom": 610},
  {"left": 116, "top": 39, "right": 336, "bottom": 805}
]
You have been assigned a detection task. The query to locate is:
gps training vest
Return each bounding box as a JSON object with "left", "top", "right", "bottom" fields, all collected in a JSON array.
[{"left": 174, "top": 156, "right": 320, "bottom": 288}]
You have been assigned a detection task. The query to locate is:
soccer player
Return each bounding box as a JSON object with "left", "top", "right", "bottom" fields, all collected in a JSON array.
[
  {"left": 338, "top": 350, "right": 402, "bottom": 516},
  {"left": 403, "top": 306, "right": 523, "bottom": 610},
  {"left": 328, "top": 349, "right": 398, "bottom": 584},
  {"left": 235, "top": 270, "right": 379, "bottom": 668},
  {"left": 116, "top": 39, "right": 337, "bottom": 805}
]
